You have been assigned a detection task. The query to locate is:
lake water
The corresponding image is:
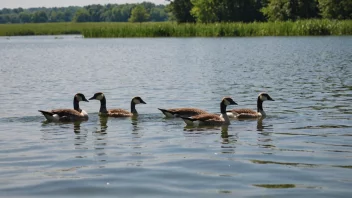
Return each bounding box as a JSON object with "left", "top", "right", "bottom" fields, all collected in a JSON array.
[{"left": 0, "top": 35, "right": 351, "bottom": 197}]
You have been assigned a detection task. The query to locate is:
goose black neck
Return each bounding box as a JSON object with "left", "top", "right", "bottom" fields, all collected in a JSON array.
[
  {"left": 257, "top": 96, "right": 263, "bottom": 112},
  {"left": 220, "top": 101, "right": 227, "bottom": 114},
  {"left": 100, "top": 96, "right": 108, "bottom": 113},
  {"left": 73, "top": 97, "right": 81, "bottom": 112},
  {"left": 131, "top": 100, "right": 137, "bottom": 114}
]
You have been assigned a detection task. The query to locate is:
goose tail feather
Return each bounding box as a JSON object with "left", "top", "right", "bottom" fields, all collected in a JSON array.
[{"left": 38, "top": 110, "right": 58, "bottom": 121}]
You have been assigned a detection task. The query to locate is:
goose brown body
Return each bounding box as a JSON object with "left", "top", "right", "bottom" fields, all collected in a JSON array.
[
  {"left": 227, "top": 93, "right": 274, "bottom": 119},
  {"left": 38, "top": 93, "right": 89, "bottom": 122},
  {"left": 103, "top": 109, "right": 135, "bottom": 117},
  {"left": 89, "top": 92, "right": 146, "bottom": 117},
  {"left": 158, "top": 107, "right": 208, "bottom": 118},
  {"left": 181, "top": 97, "right": 237, "bottom": 126}
]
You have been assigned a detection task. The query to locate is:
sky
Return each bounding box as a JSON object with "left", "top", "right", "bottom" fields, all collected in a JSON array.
[{"left": 1, "top": 0, "right": 168, "bottom": 9}]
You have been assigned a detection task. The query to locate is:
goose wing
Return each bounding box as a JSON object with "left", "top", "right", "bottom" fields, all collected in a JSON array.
[
  {"left": 161, "top": 108, "right": 208, "bottom": 117},
  {"left": 236, "top": 113, "right": 261, "bottom": 119},
  {"left": 39, "top": 109, "right": 86, "bottom": 122},
  {"left": 189, "top": 113, "right": 223, "bottom": 122},
  {"left": 51, "top": 109, "right": 84, "bottom": 117},
  {"left": 228, "top": 108, "right": 257, "bottom": 115},
  {"left": 108, "top": 109, "right": 132, "bottom": 117}
]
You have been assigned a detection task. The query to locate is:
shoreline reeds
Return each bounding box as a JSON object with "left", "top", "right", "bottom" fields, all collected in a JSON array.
[{"left": 1, "top": 20, "right": 351, "bottom": 37}]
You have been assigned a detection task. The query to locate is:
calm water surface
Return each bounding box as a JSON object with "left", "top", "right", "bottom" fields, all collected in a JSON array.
[{"left": 0, "top": 35, "right": 351, "bottom": 197}]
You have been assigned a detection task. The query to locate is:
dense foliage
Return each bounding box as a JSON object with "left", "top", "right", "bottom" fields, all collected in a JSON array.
[
  {"left": 167, "top": 0, "right": 351, "bottom": 23},
  {"left": 0, "top": 3, "right": 168, "bottom": 24},
  {"left": 0, "top": 0, "right": 351, "bottom": 24}
]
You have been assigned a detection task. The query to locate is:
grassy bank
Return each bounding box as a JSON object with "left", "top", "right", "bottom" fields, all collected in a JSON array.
[
  {"left": 1, "top": 20, "right": 351, "bottom": 37},
  {"left": 0, "top": 22, "right": 92, "bottom": 36}
]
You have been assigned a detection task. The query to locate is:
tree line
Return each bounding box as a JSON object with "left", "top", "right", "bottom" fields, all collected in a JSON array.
[
  {"left": 168, "top": 0, "right": 351, "bottom": 23},
  {"left": 0, "top": 0, "right": 351, "bottom": 24},
  {"left": 0, "top": 2, "right": 168, "bottom": 23}
]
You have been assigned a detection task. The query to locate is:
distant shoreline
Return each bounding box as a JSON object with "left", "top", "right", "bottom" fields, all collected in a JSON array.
[{"left": 1, "top": 20, "right": 351, "bottom": 38}]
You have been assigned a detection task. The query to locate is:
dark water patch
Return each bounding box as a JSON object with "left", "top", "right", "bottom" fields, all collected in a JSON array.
[
  {"left": 333, "top": 165, "right": 352, "bottom": 169},
  {"left": 325, "top": 150, "right": 352, "bottom": 153},
  {"left": 0, "top": 115, "right": 44, "bottom": 123},
  {"left": 253, "top": 184, "right": 296, "bottom": 189},
  {"left": 250, "top": 160, "right": 320, "bottom": 168},
  {"left": 307, "top": 142, "right": 352, "bottom": 148},
  {"left": 292, "top": 125, "right": 352, "bottom": 130}
]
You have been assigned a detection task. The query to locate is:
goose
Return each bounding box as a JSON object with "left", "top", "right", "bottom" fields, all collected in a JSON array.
[
  {"left": 158, "top": 107, "right": 209, "bottom": 118},
  {"left": 181, "top": 97, "right": 238, "bottom": 126},
  {"left": 89, "top": 92, "right": 146, "bottom": 117},
  {"left": 38, "top": 93, "right": 89, "bottom": 122},
  {"left": 227, "top": 92, "right": 274, "bottom": 119}
]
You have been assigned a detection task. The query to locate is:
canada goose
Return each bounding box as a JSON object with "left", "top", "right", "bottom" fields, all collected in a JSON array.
[
  {"left": 227, "top": 92, "right": 274, "bottom": 119},
  {"left": 181, "top": 97, "right": 238, "bottom": 126},
  {"left": 38, "top": 93, "right": 89, "bottom": 122},
  {"left": 158, "top": 107, "right": 209, "bottom": 118},
  {"left": 89, "top": 92, "right": 146, "bottom": 117}
]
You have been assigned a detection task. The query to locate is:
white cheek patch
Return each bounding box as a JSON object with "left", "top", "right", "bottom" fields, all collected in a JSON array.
[
  {"left": 260, "top": 95, "right": 268, "bottom": 101},
  {"left": 133, "top": 99, "right": 140, "bottom": 104},
  {"left": 76, "top": 95, "right": 83, "bottom": 101},
  {"left": 96, "top": 94, "right": 104, "bottom": 100},
  {"left": 224, "top": 99, "right": 231, "bottom": 106}
]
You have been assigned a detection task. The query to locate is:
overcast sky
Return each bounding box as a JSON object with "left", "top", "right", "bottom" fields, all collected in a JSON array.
[{"left": 1, "top": 0, "right": 168, "bottom": 9}]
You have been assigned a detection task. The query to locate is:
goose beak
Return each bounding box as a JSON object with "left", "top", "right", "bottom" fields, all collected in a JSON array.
[
  {"left": 140, "top": 99, "right": 147, "bottom": 104},
  {"left": 89, "top": 96, "right": 95, "bottom": 100},
  {"left": 84, "top": 98, "right": 89, "bottom": 102},
  {"left": 231, "top": 101, "right": 238, "bottom": 105}
]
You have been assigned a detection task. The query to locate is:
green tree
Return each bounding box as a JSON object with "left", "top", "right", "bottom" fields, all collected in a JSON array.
[
  {"left": 73, "top": 8, "right": 91, "bottom": 22},
  {"left": 128, "top": 5, "right": 150, "bottom": 22},
  {"left": 191, "top": 0, "right": 218, "bottom": 23},
  {"left": 262, "top": 0, "right": 319, "bottom": 21},
  {"left": 0, "top": 15, "right": 5, "bottom": 23},
  {"left": 3, "top": 14, "right": 20, "bottom": 23},
  {"left": 191, "top": 0, "right": 263, "bottom": 23},
  {"left": 297, "top": 0, "right": 319, "bottom": 19},
  {"left": 111, "top": 5, "right": 133, "bottom": 22},
  {"left": 13, "top": 8, "right": 24, "bottom": 14},
  {"left": 56, "top": 11, "right": 65, "bottom": 22},
  {"left": 50, "top": 10, "right": 58, "bottom": 22},
  {"left": 318, "top": 0, "right": 352, "bottom": 19},
  {"left": 261, "top": 0, "right": 291, "bottom": 21},
  {"left": 85, "top": 4, "right": 105, "bottom": 22},
  {"left": 166, "top": 0, "right": 195, "bottom": 23},
  {"left": 19, "top": 12, "right": 32, "bottom": 23},
  {"left": 32, "top": 11, "right": 48, "bottom": 23},
  {"left": 150, "top": 7, "right": 168, "bottom": 21}
]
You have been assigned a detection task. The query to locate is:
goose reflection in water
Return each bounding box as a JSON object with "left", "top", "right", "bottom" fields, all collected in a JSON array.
[
  {"left": 93, "top": 117, "right": 109, "bottom": 164},
  {"left": 97, "top": 116, "right": 108, "bottom": 133},
  {"left": 73, "top": 121, "right": 89, "bottom": 151},
  {"left": 255, "top": 118, "right": 276, "bottom": 152}
]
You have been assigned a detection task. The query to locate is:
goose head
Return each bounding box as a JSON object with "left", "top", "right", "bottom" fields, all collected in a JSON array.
[
  {"left": 132, "top": 96, "right": 147, "bottom": 105},
  {"left": 89, "top": 92, "right": 105, "bottom": 101},
  {"left": 258, "top": 93, "right": 275, "bottom": 102},
  {"left": 75, "top": 93, "right": 89, "bottom": 102},
  {"left": 222, "top": 97, "right": 238, "bottom": 106}
]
